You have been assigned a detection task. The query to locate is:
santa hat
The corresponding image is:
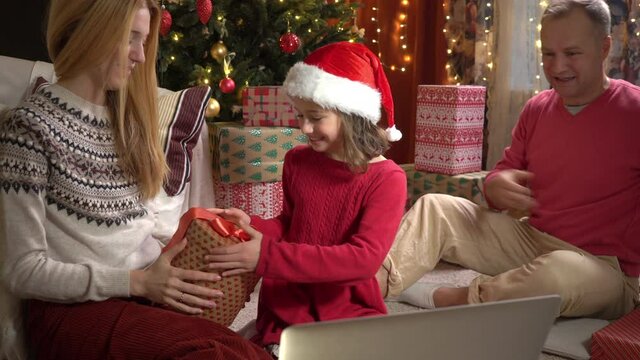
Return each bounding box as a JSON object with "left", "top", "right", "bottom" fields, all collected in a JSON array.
[{"left": 283, "top": 42, "right": 402, "bottom": 141}]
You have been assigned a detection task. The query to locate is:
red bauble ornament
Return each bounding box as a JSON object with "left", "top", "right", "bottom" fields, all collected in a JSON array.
[
  {"left": 279, "top": 32, "right": 301, "bottom": 54},
  {"left": 196, "top": 0, "right": 213, "bottom": 24},
  {"left": 160, "top": 8, "right": 172, "bottom": 37},
  {"left": 219, "top": 77, "right": 236, "bottom": 94}
]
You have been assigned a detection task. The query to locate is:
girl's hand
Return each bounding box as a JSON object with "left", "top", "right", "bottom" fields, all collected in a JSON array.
[
  {"left": 130, "top": 238, "right": 223, "bottom": 315},
  {"left": 205, "top": 222, "right": 262, "bottom": 276},
  {"left": 207, "top": 207, "right": 251, "bottom": 225}
]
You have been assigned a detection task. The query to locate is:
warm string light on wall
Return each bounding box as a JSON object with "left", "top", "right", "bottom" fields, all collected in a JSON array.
[
  {"left": 478, "top": 1, "right": 494, "bottom": 86},
  {"left": 442, "top": 1, "right": 456, "bottom": 84},
  {"left": 533, "top": 0, "right": 548, "bottom": 94},
  {"left": 369, "top": 0, "right": 412, "bottom": 72}
]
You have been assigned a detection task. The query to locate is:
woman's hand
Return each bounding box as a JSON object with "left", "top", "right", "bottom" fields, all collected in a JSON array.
[
  {"left": 130, "top": 239, "right": 223, "bottom": 315},
  {"left": 205, "top": 222, "right": 262, "bottom": 276},
  {"left": 207, "top": 207, "right": 251, "bottom": 225}
]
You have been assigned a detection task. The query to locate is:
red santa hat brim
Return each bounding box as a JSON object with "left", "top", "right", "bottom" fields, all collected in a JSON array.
[
  {"left": 283, "top": 41, "right": 401, "bottom": 141},
  {"left": 283, "top": 62, "right": 382, "bottom": 124}
]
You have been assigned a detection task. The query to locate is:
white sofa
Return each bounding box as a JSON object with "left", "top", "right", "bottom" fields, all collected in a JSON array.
[{"left": 0, "top": 55, "right": 217, "bottom": 360}]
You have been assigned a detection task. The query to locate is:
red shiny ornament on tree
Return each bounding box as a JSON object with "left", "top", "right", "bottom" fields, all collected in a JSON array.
[
  {"left": 219, "top": 77, "right": 236, "bottom": 94},
  {"left": 196, "top": 0, "right": 213, "bottom": 24},
  {"left": 160, "top": 8, "right": 172, "bottom": 37},
  {"left": 279, "top": 32, "right": 301, "bottom": 54}
]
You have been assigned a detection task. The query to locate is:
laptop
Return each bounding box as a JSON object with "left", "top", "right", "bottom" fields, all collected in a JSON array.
[{"left": 279, "top": 295, "right": 561, "bottom": 360}]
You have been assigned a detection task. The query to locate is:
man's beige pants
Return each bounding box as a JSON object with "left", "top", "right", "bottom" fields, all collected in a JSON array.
[{"left": 381, "top": 194, "right": 639, "bottom": 320}]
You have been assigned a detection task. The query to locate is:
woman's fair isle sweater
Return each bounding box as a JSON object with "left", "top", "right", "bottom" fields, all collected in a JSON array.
[
  {"left": 250, "top": 146, "right": 407, "bottom": 345},
  {"left": 0, "top": 84, "right": 172, "bottom": 303}
]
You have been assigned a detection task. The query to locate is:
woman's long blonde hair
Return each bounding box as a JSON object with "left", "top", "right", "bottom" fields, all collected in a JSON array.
[{"left": 46, "top": 0, "right": 166, "bottom": 200}]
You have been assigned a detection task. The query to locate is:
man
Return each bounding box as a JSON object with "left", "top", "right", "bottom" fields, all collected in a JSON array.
[{"left": 383, "top": 0, "right": 639, "bottom": 320}]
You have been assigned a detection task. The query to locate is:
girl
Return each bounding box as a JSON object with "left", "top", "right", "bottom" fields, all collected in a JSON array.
[
  {"left": 0, "top": 0, "right": 269, "bottom": 359},
  {"left": 207, "top": 42, "right": 407, "bottom": 355}
]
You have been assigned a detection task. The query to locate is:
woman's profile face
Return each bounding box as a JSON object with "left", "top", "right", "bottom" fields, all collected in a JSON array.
[{"left": 104, "top": 5, "right": 150, "bottom": 90}]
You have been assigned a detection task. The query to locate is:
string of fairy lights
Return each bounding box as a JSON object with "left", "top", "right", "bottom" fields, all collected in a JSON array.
[
  {"left": 534, "top": 1, "right": 547, "bottom": 94},
  {"left": 167, "top": 0, "right": 640, "bottom": 88},
  {"left": 442, "top": 0, "right": 494, "bottom": 85},
  {"left": 368, "top": 0, "right": 412, "bottom": 72},
  {"left": 440, "top": 0, "right": 548, "bottom": 92},
  {"left": 371, "top": 0, "right": 640, "bottom": 87}
]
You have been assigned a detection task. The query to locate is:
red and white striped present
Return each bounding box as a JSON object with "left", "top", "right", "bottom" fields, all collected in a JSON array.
[
  {"left": 591, "top": 308, "right": 640, "bottom": 359},
  {"left": 415, "top": 85, "right": 485, "bottom": 175},
  {"left": 214, "top": 179, "right": 284, "bottom": 219},
  {"left": 242, "top": 86, "right": 298, "bottom": 128}
]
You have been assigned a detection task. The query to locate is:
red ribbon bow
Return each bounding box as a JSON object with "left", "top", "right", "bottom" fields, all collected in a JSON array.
[{"left": 163, "top": 208, "right": 250, "bottom": 253}]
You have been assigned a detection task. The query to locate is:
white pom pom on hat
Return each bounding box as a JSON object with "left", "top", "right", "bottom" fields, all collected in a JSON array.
[{"left": 283, "top": 41, "right": 402, "bottom": 141}]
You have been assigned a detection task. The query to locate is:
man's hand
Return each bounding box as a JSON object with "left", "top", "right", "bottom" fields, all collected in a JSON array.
[{"left": 484, "top": 169, "right": 537, "bottom": 212}]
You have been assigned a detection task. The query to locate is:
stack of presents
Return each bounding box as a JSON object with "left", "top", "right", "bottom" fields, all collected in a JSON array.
[
  {"left": 408, "top": 85, "right": 487, "bottom": 210},
  {"left": 208, "top": 86, "right": 307, "bottom": 218},
  {"left": 209, "top": 84, "right": 489, "bottom": 217},
  {"left": 210, "top": 85, "right": 640, "bottom": 358}
]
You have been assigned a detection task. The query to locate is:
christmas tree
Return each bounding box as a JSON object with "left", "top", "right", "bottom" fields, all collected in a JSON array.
[{"left": 157, "top": 0, "right": 363, "bottom": 121}]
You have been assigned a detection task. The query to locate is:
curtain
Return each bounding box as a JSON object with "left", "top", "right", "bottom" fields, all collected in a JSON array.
[{"left": 485, "top": 0, "right": 547, "bottom": 169}]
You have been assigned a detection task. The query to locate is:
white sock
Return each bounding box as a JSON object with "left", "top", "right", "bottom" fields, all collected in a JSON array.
[{"left": 397, "top": 282, "right": 444, "bottom": 309}]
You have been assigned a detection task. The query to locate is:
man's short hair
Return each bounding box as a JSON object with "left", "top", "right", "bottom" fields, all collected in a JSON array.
[{"left": 542, "top": 0, "right": 611, "bottom": 37}]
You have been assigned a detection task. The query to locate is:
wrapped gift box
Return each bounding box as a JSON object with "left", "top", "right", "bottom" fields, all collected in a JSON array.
[
  {"left": 415, "top": 85, "right": 486, "bottom": 175},
  {"left": 164, "top": 208, "right": 259, "bottom": 327},
  {"left": 209, "top": 122, "right": 307, "bottom": 184},
  {"left": 400, "top": 163, "right": 487, "bottom": 210},
  {"left": 591, "top": 308, "right": 640, "bottom": 360},
  {"left": 242, "top": 86, "right": 298, "bottom": 127},
  {"left": 214, "top": 179, "right": 284, "bottom": 219}
]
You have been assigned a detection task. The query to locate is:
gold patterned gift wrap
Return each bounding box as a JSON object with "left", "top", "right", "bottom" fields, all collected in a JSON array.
[{"left": 208, "top": 122, "right": 307, "bottom": 184}]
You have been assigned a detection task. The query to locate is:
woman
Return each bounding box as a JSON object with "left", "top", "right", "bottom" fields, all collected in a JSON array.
[{"left": 0, "top": 1, "right": 270, "bottom": 359}]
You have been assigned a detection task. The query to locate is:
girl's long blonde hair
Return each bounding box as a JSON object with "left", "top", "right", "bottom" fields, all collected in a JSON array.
[
  {"left": 46, "top": 0, "right": 166, "bottom": 200},
  {"left": 340, "top": 112, "right": 390, "bottom": 173}
]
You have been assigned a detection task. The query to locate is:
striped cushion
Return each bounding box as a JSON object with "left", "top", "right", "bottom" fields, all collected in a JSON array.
[{"left": 158, "top": 86, "right": 212, "bottom": 196}]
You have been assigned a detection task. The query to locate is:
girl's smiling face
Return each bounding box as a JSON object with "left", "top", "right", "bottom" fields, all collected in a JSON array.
[{"left": 291, "top": 97, "right": 344, "bottom": 160}]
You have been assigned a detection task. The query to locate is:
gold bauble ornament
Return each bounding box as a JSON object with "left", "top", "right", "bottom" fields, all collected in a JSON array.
[
  {"left": 205, "top": 98, "right": 221, "bottom": 118},
  {"left": 210, "top": 41, "right": 228, "bottom": 63}
]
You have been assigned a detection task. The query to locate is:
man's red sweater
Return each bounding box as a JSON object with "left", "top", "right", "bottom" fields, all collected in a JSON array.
[{"left": 487, "top": 79, "right": 640, "bottom": 276}]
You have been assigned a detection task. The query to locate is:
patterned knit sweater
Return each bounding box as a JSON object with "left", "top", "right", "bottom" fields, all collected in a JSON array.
[
  {"left": 250, "top": 146, "right": 407, "bottom": 345},
  {"left": 0, "top": 84, "right": 175, "bottom": 303}
]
